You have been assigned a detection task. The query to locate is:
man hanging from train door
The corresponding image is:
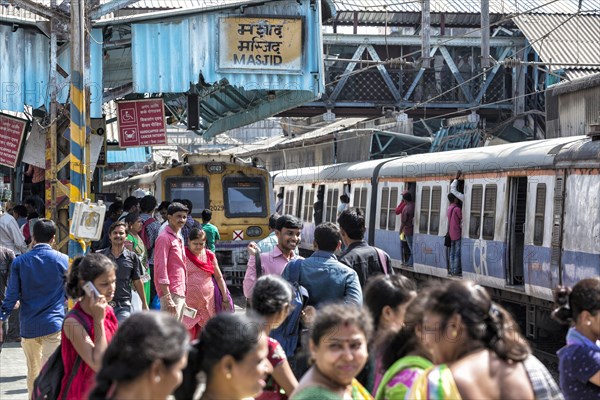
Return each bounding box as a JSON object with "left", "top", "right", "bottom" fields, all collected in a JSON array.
[
  {"left": 448, "top": 171, "right": 465, "bottom": 277},
  {"left": 399, "top": 192, "right": 415, "bottom": 267}
]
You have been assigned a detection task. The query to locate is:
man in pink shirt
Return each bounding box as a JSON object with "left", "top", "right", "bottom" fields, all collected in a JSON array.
[
  {"left": 447, "top": 193, "right": 463, "bottom": 277},
  {"left": 154, "top": 202, "right": 188, "bottom": 321},
  {"left": 243, "top": 215, "right": 303, "bottom": 299}
]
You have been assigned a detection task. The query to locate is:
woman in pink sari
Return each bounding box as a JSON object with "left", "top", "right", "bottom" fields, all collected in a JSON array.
[{"left": 183, "top": 228, "right": 231, "bottom": 339}]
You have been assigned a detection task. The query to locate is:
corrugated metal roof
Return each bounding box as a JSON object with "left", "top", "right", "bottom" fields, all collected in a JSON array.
[
  {"left": 219, "top": 135, "right": 288, "bottom": 155},
  {"left": 331, "top": 0, "right": 596, "bottom": 15},
  {"left": 128, "top": 0, "right": 324, "bottom": 138},
  {"left": 117, "top": 0, "right": 239, "bottom": 9},
  {"left": 0, "top": 23, "right": 49, "bottom": 112},
  {"left": 514, "top": 14, "right": 600, "bottom": 75},
  {"left": 330, "top": 0, "right": 599, "bottom": 25},
  {"left": 283, "top": 118, "right": 367, "bottom": 144},
  {"left": 0, "top": 24, "right": 103, "bottom": 116},
  {"left": 107, "top": 146, "right": 149, "bottom": 163}
]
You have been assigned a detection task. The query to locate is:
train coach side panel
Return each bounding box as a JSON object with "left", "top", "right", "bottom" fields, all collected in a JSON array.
[
  {"left": 523, "top": 175, "right": 557, "bottom": 300},
  {"left": 562, "top": 173, "right": 600, "bottom": 287}
]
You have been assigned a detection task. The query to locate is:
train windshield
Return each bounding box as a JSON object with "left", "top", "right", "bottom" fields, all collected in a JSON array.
[
  {"left": 165, "top": 178, "right": 209, "bottom": 216},
  {"left": 224, "top": 177, "right": 267, "bottom": 217}
]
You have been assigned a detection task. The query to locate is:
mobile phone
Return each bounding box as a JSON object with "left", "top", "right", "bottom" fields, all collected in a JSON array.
[
  {"left": 82, "top": 281, "right": 100, "bottom": 299},
  {"left": 183, "top": 306, "right": 197, "bottom": 319}
]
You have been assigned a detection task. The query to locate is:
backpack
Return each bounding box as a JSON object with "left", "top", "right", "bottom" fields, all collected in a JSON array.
[
  {"left": 374, "top": 247, "right": 392, "bottom": 275},
  {"left": 32, "top": 308, "right": 90, "bottom": 400},
  {"left": 140, "top": 217, "right": 156, "bottom": 250},
  {"left": 270, "top": 259, "right": 309, "bottom": 358}
]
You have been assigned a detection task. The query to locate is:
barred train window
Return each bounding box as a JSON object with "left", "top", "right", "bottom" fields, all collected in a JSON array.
[
  {"left": 284, "top": 190, "right": 295, "bottom": 215},
  {"left": 482, "top": 185, "right": 497, "bottom": 240},
  {"left": 534, "top": 184, "right": 546, "bottom": 246},
  {"left": 469, "top": 185, "right": 483, "bottom": 238},
  {"left": 325, "top": 188, "right": 339, "bottom": 222},
  {"left": 303, "top": 189, "right": 315, "bottom": 223},
  {"left": 379, "top": 187, "right": 398, "bottom": 230},
  {"left": 429, "top": 186, "right": 442, "bottom": 235},
  {"left": 420, "top": 187, "right": 431, "bottom": 234},
  {"left": 353, "top": 187, "right": 368, "bottom": 216}
]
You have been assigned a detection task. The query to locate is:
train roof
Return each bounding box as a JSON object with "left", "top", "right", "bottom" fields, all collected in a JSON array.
[
  {"left": 319, "top": 159, "right": 393, "bottom": 181},
  {"left": 104, "top": 170, "right": 163, "bottom": 187},
  {"left": 272, "top": 166, "right": 328, "bottom": 184},
  {"left": 554, "top": 137, "right": 600, "bottom": 168},
  {"left": 379, "top": 136, "right": 587, "bottom": 178}
]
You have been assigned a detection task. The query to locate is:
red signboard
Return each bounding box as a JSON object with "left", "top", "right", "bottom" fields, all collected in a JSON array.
[
  {"left": 116, "top": 98, "right": 167, "bottom": 147},
  {"left": 0, "top": 114, "right": 28, "bottom": 168}
]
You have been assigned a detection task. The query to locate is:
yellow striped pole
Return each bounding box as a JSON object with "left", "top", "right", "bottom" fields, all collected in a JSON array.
[{"left": 69, "top": 0, "right": 87, "bottom": 259}]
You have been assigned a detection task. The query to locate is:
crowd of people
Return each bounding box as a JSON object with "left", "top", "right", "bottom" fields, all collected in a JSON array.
[{"left": 0, "top": 188, "right": 597, "bottom": 399}]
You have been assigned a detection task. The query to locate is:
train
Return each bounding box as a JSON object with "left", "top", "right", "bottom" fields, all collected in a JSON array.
[
  {"left": 102, "top": 154, "right": 274, "bottom": 285},
  {"left": 273, "top": 135, "right": 600, "bottom": 338}
]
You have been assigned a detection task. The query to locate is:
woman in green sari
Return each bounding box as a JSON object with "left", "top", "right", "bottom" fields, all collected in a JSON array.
[
  {"left": 124, "top": 212, "right": 151, "bottom": 304},
  {"left": 291, "top": 304, "right": 373, "bottom": 400},
  {"left": 375, "top": 295, "right": 432, "bottom": 400}
]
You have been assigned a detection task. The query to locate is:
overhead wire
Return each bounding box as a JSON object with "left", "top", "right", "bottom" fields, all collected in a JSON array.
[{"left": 230, "top": 8, "right": 595, "bottom": 159}]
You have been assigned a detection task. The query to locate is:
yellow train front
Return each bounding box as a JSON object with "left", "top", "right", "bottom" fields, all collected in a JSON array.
[{"left": 103, "top": 155, "right": 273, "bottom": 286}]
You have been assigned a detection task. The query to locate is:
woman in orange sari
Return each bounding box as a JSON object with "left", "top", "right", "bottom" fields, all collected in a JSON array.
[{"left": 183, "top": 228, "right": 231, "bottom": 339}]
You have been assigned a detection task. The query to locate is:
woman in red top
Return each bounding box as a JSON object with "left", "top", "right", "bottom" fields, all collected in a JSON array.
[
  {"left": 252, "top": 275, "right": 299, "bottom": 399},
  {"left": 183, "top": 228, "right": 230, "bottom": 339},
  {"left": 60, "top": 253, "right": 119, "bottom": 400}
]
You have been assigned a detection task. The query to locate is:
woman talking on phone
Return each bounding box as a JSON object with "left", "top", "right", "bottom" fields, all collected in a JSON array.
[{"left": 60, "top": 253, "right": 119, "bottom": 400}]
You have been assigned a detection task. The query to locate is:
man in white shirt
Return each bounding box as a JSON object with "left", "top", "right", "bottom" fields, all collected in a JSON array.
[
  {"left": 450, "top": 171, "right": 465, "bottom": 202},
  {"left": 0, "top": 203, "right": 28, "bottom": 255}
]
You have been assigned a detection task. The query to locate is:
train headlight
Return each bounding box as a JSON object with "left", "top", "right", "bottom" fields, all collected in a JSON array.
[{"left": 246, "top": 226, "right": 263, "bottom": 237}]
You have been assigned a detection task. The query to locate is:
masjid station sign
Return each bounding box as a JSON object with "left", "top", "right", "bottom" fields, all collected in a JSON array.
[{"left": 219, "top": 17, "right": 303, "bottom": 71}]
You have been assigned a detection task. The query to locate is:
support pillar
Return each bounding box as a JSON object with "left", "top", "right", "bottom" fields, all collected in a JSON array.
[
  {"left": 421, "top": 0, "right": 431, "bottom": 68},
  {"left": 481, "top": 0, "right": 490, "bottom": 68},
  {"left": 68, "top": 0, "right": 88, "bottom": 259}
]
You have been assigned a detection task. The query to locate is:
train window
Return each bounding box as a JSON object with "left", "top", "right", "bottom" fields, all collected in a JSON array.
[
  {"left": 165, "top": 177, "right": 209, "bottom": 217},
  {"left": 353, "top": 187, "right": 368, "bottom": 216},
  {"left": 419, "top": 187, "right": 431, "bottom": 234},
  {"left": 284, "top": 190, "right": 295, "bottom": 215},
  {"left": 389, "top": 188, "right": 398, "bottom": 230},
  {"left": 223, "top": 177, "right": 267, "bottom": 218},
  {"left": 469, "top": 185, "right": 483, "bottom": 238},
  {"left": 380, "top": 188, "right": 389, "bottom": 229},
  {"left": 534, "top": 184, "right": 546, "bottom": 246},
  {"left": 378, "top": 187, "right": 398, "bottom": 230},
  {"left": 325, "top": 188, "right": 339, "bottom": 222},
  {"left": 303, "top": 189, "right": 315, "bottom": 223},
  {"left": 482, "top": 185, "right": 497, "bottom": 240},
  {"left": 429, "top": 186, "right": 442, "bottom": 235},
  {"left": 296, "top": 187, "right": 304, "bottom": 219}
]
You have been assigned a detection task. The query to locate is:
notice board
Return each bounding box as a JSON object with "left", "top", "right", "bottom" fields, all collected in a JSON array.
[
  {"left": 116, "top": 98, "right": 167, "bottom": 147},
  {"left": 0, "top": 113, "right": 28, "bottom": 168}
]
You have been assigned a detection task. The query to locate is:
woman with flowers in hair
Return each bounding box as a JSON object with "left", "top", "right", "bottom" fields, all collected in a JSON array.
[{"left": 408, "top": 280, "right": 562, "bottom": 400}]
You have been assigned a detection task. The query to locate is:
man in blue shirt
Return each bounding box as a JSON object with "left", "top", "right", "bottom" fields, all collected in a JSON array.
[
  {"left": 282, "top": 222, "right": 362, "bottom": 310},
  {"left": 0, "top": 219, "right": 69, "bottom": 397},
  {"left": 281, "top": 222, "right": 362, "bottom": 377}
]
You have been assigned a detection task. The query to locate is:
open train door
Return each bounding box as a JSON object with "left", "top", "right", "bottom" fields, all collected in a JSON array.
[{"left": 506, "top": 177, "right": 528, "bottom": 285}]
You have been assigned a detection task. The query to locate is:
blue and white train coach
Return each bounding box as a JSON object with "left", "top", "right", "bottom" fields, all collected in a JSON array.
[{"left": 274, "top": 135, "right": 600, "bottom": 337}]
